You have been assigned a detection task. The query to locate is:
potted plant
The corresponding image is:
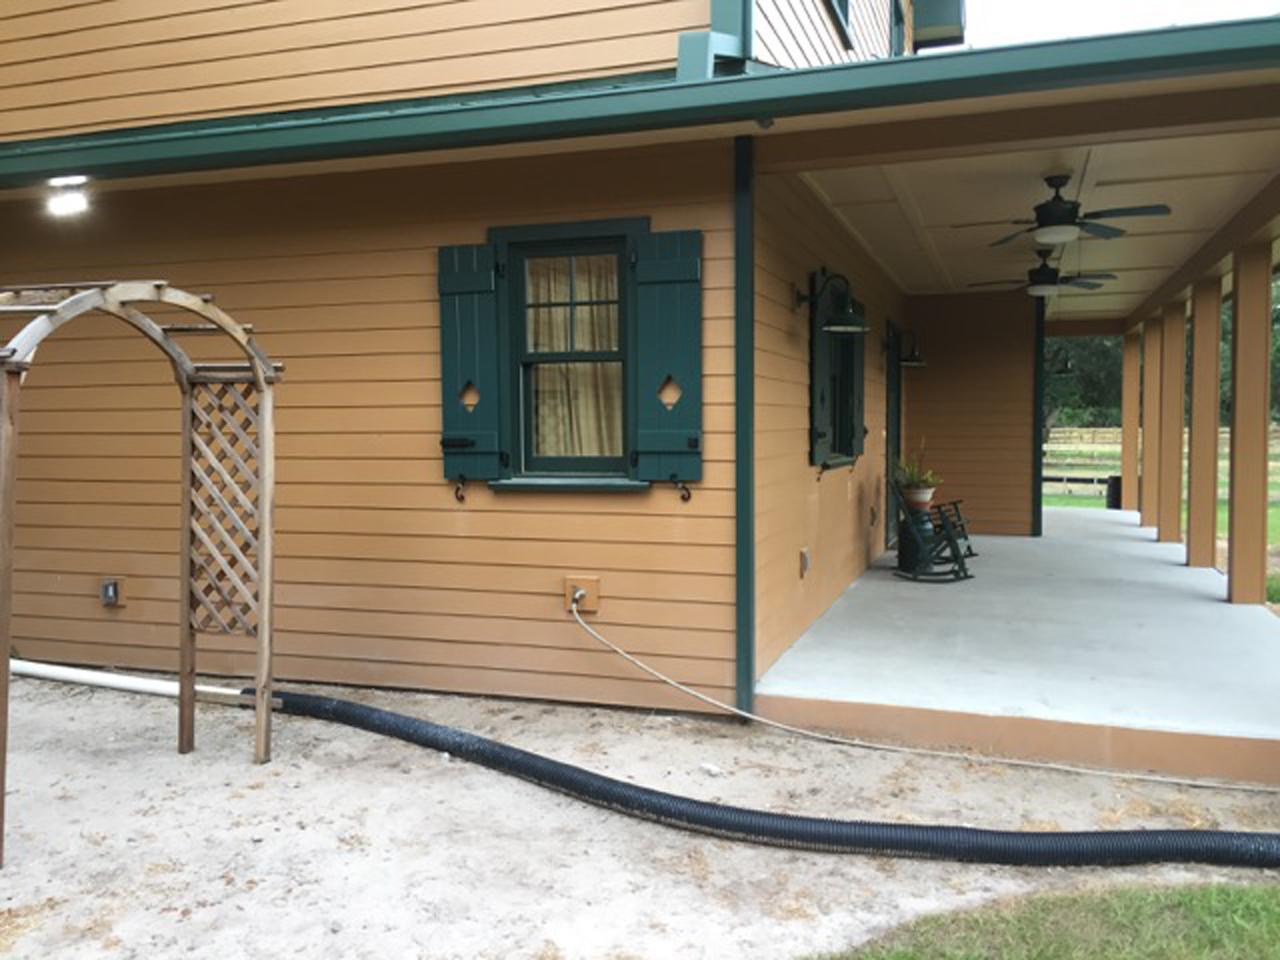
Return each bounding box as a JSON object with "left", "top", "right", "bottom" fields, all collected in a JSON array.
[{"left": 895, "top": 444, "right": 941, "bottom": 512}]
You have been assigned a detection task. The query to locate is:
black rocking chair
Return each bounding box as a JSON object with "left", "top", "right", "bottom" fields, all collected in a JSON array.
[{"left": 892, "top": 481, "right": 974, "bottom": 583}]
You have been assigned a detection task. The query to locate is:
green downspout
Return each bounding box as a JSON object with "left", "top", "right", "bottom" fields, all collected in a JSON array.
[
  {"left": 1032, "top": 296, "right": 1046, "bottom": 537},
  {"left": 733, "top": 135, "right": 756, "bottom": 711}
]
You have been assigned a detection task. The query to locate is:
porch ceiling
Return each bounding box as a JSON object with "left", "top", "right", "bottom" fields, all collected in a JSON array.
[{"left": 804, "top": 125, "right": 1280, "bottom": 323}]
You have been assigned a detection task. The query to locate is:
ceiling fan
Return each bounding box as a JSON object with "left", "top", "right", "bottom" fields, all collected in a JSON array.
[
  {"left": 975, "top": 174, "right": 1171, "bottom": 247},
  {"left": 968, "top": 249, "right": 1117, "bottom": 298}
]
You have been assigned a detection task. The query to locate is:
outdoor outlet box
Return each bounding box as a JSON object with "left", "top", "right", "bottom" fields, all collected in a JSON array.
[
  {"left": 100, "top": 577, "right": 125, "bottom": 609},
  {"left": 564, "top": 576, "right": 600, "bottom": 613}
]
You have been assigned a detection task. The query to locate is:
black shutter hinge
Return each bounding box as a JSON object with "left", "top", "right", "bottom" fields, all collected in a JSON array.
[
  {"left": 494, "top": 261, "right": 506, "bottom": 279},
  {"left": 499, "top": 451, "right": 511, "bottom": 468},
  {"left": 441, "top": 436, "right": 476, "bottom": 450},
  {"left": 630, "top": 450, "right": 640, "bottom": 467},
  {"left": 687, "top": 436, "right": 699, "bottom": 450}
]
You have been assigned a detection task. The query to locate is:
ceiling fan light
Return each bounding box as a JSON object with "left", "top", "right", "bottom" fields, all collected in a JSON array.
[
  {"left": 1032, "top": 224, "right": 1081, "bottom": 245},
  {"left": 1026, "top": 283, "right": 1060, "bottom": 298}
]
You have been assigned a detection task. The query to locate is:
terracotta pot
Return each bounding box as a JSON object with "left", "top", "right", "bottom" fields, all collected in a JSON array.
[{"left": 902, "top": 485, "right": 935, "bottom": 511}]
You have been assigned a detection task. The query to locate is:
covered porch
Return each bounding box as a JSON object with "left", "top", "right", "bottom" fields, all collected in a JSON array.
[
  {"left": 745, "top": 25, "right": 1280, "bottom": 780},
  {"left": 757, "top": 508, "right": 1280, "bottom": 782}
]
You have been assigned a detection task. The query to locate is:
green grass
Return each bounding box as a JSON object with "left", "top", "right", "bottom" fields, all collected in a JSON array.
[
  {"left": 820, "top": 884, "right": 1280, "bottom": 960},
  {"left": 1268, "top": 572, "right": 1280, "bottom": 604},
  {"left": 1043, "top": 492, "right": 1106, "bottom": 509}
]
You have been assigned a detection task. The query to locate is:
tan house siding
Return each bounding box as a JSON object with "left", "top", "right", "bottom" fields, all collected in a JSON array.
[
  {"left": 0, "top": 140, "right": 736, "bottom": 711},
  {"left": 0, "top": 0, "right": 709, "bottom": 141},
  {"left": 753, "top": 172, "right": 900, "bottom": 677},
  {"left": 902, "top": 292, "right": 1035, "bottom": 536},
  {"left": 754, "top": 0, "right": 901, "bottom": 69}
]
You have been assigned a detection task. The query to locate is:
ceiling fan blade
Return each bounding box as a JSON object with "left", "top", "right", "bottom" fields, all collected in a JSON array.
[
  {"left": 1078, "top": 221, "right": 1127, "bottom": 240},
  {"left": 1081, "top": 204, "right": 1171, "bottom": 220},
  {"left": 1067, "top": 272, "right": 1119, "bottom": 281},
  {"left": 1062, "top": 278, "right": 1104, "bottom": 290},
  {"left": 949, "top": 218, "right": 1033, "bottom": 229},
  {"left": 990, "top": 225, "right": 1036, "bottom": 247},
  {"left": 967, "top": 279, "right": 1023, "bottom": 287}
]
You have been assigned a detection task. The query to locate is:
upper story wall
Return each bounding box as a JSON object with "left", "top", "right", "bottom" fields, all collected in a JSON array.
[
  {"left": 754, "top": 0, "right": 910, "bottom": 69},
  {"left": 0, "top": 0, "right": 710, "bottom": 141}
]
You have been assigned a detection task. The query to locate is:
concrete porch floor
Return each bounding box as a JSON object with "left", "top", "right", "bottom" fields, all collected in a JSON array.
[{"left": 755, "top": 508, "right": 1280, "bottom": 780}]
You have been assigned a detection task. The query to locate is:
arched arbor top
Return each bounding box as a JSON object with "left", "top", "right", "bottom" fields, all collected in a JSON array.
[{"left": 0, "top": 280, "right": 282, "bottom": 391}]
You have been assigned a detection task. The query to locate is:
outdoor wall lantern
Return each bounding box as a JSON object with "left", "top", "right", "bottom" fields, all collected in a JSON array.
[
  {"left": 796, "top": 268, "right": 869, "bottom": 334},
  {"left": 899, "top": 333, "right": 927, "bottom": 368}
]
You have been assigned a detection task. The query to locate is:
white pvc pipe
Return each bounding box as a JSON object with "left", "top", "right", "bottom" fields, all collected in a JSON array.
[{"left": 11, "top": 658, "right": 244, "bottom": 704}]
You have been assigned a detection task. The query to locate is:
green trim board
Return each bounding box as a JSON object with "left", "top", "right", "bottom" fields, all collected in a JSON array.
[
  {"left": 825, "top": 0, "right": 857, "bottom": 50},
  {"left": 733, "top": 135, "right": 755, "bottom": 713},
  {"left": 2, "top": 18, "right": 1279, "bottom": 187}
]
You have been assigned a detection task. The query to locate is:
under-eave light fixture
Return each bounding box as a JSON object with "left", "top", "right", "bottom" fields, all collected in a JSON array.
[{"left": 46, "top": 174, "right": 90, "bottom": 217}]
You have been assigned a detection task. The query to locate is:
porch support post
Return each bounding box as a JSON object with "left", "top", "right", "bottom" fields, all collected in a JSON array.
[
  {"left": 1120, "top": 332, "right": 1141, "bottom": 511},
  {"left": 1157, "top": 301, "right": 1186, "bottom": 544},
  {"left": 1139, "top": 313, "right": 1163, "bottom": 528},
  {"left": 732, "top": 135, "right": 756, "bottom": 711},
  {"left": 1228, "top": 242, "right": 1274, "bottom": 603},
  {"left": 0, "top": 369, "right": 21, "bottom": 868},
  {"left": 1186, "top": 278, "right": 1222, "bottom": 568}
]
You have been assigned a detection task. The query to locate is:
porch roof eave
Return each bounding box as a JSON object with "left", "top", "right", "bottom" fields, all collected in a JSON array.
[{"left": 1, "top": 17, "right": 1279, "bottom": 190}]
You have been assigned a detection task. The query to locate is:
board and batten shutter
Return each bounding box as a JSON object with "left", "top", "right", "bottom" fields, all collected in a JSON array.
[
  {"left": 632, "top": 230, "right": 703, "bottom": 482},
  {"left": 810, "top": 314, "right": 833, "bottom": 466},
  {"left": 850, "top": 333, "right": 867, "bottom": 457},
  {"left": 438, "top": 244, "right": 503, "bottom": 480}
]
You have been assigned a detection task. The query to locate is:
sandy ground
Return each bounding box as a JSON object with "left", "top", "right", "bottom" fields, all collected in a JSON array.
[{"left": 1, "top": 678, "right": 1278, "bottom": 960}]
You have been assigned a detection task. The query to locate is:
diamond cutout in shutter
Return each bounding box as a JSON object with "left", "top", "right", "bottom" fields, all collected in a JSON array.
[
  {"left": 459, "top": 381, "right": 480, "bottom": 412},
  {"left": 657, "top": 375, "right": 683, "bottom": 411}
]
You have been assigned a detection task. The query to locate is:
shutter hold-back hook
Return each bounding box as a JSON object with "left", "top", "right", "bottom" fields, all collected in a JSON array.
[
  {"left": 672, "top": 478, "right": 692, "bottom": 502},
  {"left": 454, "top": 476, "right": 467, "bottom": 503}
]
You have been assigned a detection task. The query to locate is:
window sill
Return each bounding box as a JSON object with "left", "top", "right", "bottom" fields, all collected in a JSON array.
[{"left": 487, "top": 477, "right": 651, "bottom": 493}]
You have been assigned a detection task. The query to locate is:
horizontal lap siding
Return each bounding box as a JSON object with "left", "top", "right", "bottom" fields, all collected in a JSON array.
[
  {"left": 903, "top": 293, "right": 1035, "bottom": 536},
  {"left": 754, "top": 0, "right": 891, "bottom": 69},
  {"left": 0, "top": 140, "right": 737, "bottom": 710},
  {"left": 0, "top": 0, "right": 708, "bottom": 140},
  {"left": 753, "top": 173, "right": 900, "bottom": 677}
]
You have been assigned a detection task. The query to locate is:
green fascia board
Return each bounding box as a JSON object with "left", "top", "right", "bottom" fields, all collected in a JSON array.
[{"left": 2, "top": 17, "right": 1279, "bottom": 187}]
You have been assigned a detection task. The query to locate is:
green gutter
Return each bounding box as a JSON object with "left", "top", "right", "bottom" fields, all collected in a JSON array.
[
  {"left": 2, "top": 18, "right": 1279, "bottom": 187},
  {"left": 733, "top": 135, "right": 755, "bottom": 712},
  {"left": 1032, "top": 297, "right": 1046, "bottom": 537}
]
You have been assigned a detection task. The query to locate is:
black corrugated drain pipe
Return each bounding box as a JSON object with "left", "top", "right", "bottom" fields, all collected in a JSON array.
[{"left": 264, "top": 689, "right": 1280, "bottom": 869}]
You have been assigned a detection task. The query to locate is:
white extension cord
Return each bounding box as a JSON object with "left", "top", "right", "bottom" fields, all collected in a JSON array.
[{"left": 569, "top": 593, "right": 1280, "bottom": 795}]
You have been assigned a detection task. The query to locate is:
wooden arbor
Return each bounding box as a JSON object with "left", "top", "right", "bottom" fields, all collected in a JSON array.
[{"left": 0, "top": 280, "right": 282, "bottom": 865}]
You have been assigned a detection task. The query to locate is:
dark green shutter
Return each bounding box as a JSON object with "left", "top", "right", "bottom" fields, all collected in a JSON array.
[
  {"left": 810, "top": 317, "right": 833, "bottom": 466},
  {"left": 850, "top": 333, "right": 866, "bottom": 457},
  {"left": 633, "top": 230, "right": 703, "bottom": 482},
  {"left": 438, "top": 243, "right": 503, "bottom": 480}
]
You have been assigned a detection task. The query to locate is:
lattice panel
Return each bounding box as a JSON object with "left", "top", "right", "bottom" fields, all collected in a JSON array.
[{"left": 189, "top": 382, "right": 261, "bottom": 636}]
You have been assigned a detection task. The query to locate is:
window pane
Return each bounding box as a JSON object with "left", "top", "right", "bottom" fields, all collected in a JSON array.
[
  {"left": 527, "top": 306, "right": 570, "bottom": 352},
  {"left": 531, "top": 362, "right": 623, "bottom": 458},
  {"left": 574, "top": 303, "right": 619, "bottom": 351},
  {"left": 574, "top": 254, "right": 618, "bottom": 302},
  {"left": 525, "top": 257, "right": 572, "bottom": 304}
]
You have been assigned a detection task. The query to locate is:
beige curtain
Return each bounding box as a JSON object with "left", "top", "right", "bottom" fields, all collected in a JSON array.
[{"left": 527, "top": 255, "right": 622, "bottom": 460}]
